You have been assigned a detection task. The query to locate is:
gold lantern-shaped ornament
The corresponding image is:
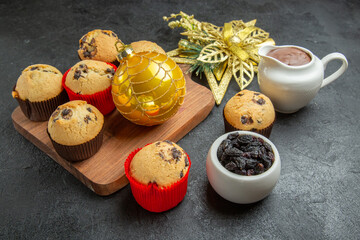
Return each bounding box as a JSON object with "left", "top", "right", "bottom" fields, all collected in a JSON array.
[{"left": 112, "top": 45, "right": 186, "bottom": 126}]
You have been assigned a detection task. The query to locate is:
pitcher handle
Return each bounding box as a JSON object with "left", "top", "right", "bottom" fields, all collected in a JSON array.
[{"left": 321, "top": 53, "right": 348, "bottom": 88}]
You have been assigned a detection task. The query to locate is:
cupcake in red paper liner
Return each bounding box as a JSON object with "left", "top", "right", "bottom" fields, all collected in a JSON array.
[
  {"left": 125, "top": 140, "right": 191, "bottom": 212},
  {"left": 62, "top": 60, "right": 116, "bottom": 115},
  {"left": 12, "top": 64, "right": 68, "bottom": 121}
]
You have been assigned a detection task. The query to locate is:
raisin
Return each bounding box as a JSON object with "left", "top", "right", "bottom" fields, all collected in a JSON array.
[
  {"left": 81, "top": 36, "right": 87, "bottom": 42},
  {"left": 31, "top": 66, "right": 39, "bottom": 71},
  {"left": 267, "top": 152, "right": 275, "bottom": 163},
  {"left": 180, "top": 170, "right": 184, "bottom": 178},
  {"left": 254, "top": 92, "right": 260, "bottom": 96},
  {"left": 232, "top": 157, "right": 246, "bottom": 169},
  {"left": 245, "top": 159, "right": 258, "bottom": 169},
  {"left": 264, "top": 142, "right": 272, "bottom": 152},
  {"left": 237, "top": 135, "right": 252, "bottom": 144},
  {"left": 263, "top": 159, "right": 272, "bottom": 169},
  {"left": 217, "top": 146, "right": 224, "bottom": 160},
  {"left": 237, "top": 92, "right": 244, "bottom": 96},
  {"left": 225, "top": 162, "right": 237, "bottom": 172},
  {"left": 242, "top": 152, "right": 251, "bottom": 159},
  {"left": 234, "top": 169, "right": 243, "bottom": 175},
  {"left": 246, "top": 169, "right": 255, "bottom": 176},
  {"left": 79, "top": 64, "right": 84, "bottom": 68},
  {"left": 102, "top": 31, "right": 110, "bottom": 36},
  {"left": 86, "top": 107, "right": 92, "bottom": 113},
  {"left": 220, "top": 154, "right": 229, "bottom": 164},
  {"left": 228, "top": 133, "right": 239, "bottom": 140},
  {"left": 61, "top": 109, "right": 72, "bottom": 119},
  {"left": 255, "top": 163, "right": 265, "bottom": 174},
  {"left": 220, "top": 139, "right": 231, "bottom": 151},
  {"left": 250, "top": 149, "right": 260, "bottom": 159},
  {"left": 224, "top": 147, "right": 242, "bottom": 156}
]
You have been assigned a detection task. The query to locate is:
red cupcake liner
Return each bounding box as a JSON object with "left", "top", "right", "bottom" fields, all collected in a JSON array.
[
  {"left": 62, "top": 62, "right": 117, "bottom": 115},
  {"left": 124, "top": 144, "right": 191, "bottom": 213}
]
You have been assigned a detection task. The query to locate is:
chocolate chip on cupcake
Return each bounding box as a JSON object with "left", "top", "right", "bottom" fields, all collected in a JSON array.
[
  {"left": 223, "top": 90, "right": 275, "bottom": 138},
  {"left": 12, "top": 64, "right": 68, "bottom": 121},
  {"left": 47, "top": 100, "right": 104, "bottom": 161},
  {"left": 78, "top": 29, "right": 120, "bottom": 65}
]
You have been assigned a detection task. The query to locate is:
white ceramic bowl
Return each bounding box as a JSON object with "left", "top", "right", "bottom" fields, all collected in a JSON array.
[{"left": 206, "top": 131, "right": 281, "bottom": 204}]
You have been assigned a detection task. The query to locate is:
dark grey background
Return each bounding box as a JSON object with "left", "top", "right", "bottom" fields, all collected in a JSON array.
[{"left": 1, "top": 0, "right": 359, "bottom": 239}]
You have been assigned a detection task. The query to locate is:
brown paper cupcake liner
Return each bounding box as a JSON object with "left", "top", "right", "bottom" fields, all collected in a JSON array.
[
  {"left": 47, "top": 126, "right": 104, "bottom": 162},
  {"left": 223, "top": 109, "right": 274, "bottom": 138},
  {"left": 13, "top": 86, "right": 69, "bottom": 122}
]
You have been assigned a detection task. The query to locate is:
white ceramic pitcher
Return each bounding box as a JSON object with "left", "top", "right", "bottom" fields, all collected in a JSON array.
[{"left": 258, "top": 45, "right": 348, "bottom": 113}]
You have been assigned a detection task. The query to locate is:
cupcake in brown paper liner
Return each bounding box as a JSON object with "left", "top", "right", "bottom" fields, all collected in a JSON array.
[
  {"left": 12, "top": 64, "right": 68, "bottom": 121},
  {"left": 47, "top": 100, "right": 104, "bottom": 161},
  {"left": 223, "top": 90, "right": 275, "bottom": 138}
]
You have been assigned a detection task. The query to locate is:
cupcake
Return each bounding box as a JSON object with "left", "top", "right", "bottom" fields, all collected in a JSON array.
[
  {"left": 12, "top": 64, "right": 68, "bottom": 121},
  {"left": 125, "top": 140, "right": 191, "bottom": 212},
  {"left": 78, "top": 29, "right": 120, "bottom": 65},
  {"left": 47, "top": 100, "right": 104, "bottom": 161},
  {"left": 130, "top": 40, "right": 166, "bottom": 54},
  {"left": 223, "top": 90, "right": 275, "bottom": 138},
  {"left": 63, "top": 60, "right": 116, "bottom": 115}
]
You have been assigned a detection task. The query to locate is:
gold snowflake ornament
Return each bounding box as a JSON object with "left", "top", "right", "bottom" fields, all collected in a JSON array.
[{"left": 164, "top": 12, "right": 275, "bottom": 105}]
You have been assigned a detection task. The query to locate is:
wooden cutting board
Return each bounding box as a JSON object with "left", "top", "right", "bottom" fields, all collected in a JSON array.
[{"left": 11, "top": 65, "right": 215, "bottom": 196}]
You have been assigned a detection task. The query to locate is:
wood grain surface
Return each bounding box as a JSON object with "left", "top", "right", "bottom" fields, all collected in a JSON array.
[{"left": 11, "top": 65, "right": 215, "bottom": 196}]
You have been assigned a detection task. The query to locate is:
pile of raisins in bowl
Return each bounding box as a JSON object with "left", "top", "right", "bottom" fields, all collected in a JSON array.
[{"left": 217, "top": 133, "right": 275, "bottom": 176}]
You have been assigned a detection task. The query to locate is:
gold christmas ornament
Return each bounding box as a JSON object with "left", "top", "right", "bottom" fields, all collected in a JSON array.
[
  {"left": 111, "top": 44, "right": 186, "bottom": 126},
  {"left": 164, "top": 12, "right": 275, "bottom": 105}
]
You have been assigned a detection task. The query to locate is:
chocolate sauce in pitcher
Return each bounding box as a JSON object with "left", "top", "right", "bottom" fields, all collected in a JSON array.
[{"left": 267, "top": 47, "right": 311, "bottom": 66}]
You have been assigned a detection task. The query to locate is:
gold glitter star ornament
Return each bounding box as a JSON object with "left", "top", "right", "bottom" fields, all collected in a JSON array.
[{"left": 164, "top": 12, "right": 275, "bottom": 105}]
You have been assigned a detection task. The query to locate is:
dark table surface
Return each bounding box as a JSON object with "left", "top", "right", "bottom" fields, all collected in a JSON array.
[{"left": 1, "top": 0, "right": 359, "bottom": 239}]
